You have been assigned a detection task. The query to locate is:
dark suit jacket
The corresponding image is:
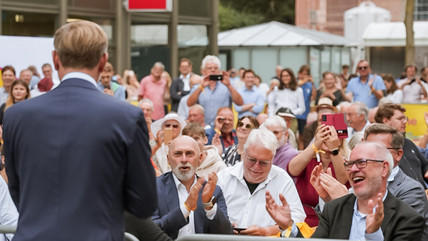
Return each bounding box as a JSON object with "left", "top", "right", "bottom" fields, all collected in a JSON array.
[
  {"left": 3, "top": 78, "right": 157, "bottom": 241},
  {"left": 152, "top": 172, "right": 232, "bottom": 239},
  {"left": 400, "top": 138, "right": 428, "bottom": 187},
  {"left": 312, "top": 192, "right": 424, "bottom": 240},
  {"left": 170, "top": 77, "right": 190, "bottom": 112},
  {"left": 388, "top": 168, "right": 428, "bottom": 240}
]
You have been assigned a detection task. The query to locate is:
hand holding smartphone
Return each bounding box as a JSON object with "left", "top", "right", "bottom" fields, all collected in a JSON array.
[{"left": 321, "top": 113, "right": 348, "bottom": 139}]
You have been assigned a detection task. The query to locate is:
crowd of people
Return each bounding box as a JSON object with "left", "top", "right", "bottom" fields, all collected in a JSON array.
[{"left": 0, "top": 20, "right": 428, "bottom": 241}]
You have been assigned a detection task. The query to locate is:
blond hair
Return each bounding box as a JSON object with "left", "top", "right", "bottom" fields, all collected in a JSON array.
[{"left": 54, "top": 20, "right": 108, "bottom": 69}]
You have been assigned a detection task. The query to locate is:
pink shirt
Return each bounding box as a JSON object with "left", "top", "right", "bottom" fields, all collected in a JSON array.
[{"left": 138, "top": 74, "right": 166, "bottom": 120}]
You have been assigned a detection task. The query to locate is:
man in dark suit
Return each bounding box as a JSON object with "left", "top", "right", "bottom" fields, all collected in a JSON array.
[
  {"left": 266, "top": 142, "right": 424, "bottom": 240},
  {"left": 170, "top": 58, "right": 192, "bottom": 112},
  {"left": 3, "top": 20, "right": 157, "bottom": 241},
  {"left": 151, "top": 135, "right": 232, "bottom": 239}
]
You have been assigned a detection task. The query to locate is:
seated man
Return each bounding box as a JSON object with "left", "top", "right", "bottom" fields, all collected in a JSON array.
[
  {"left": 188, "top": 104, "right": 211, "bottom": 130},
  {"left": 151, "top": 113, "right": 187, "bottom": 173},
  {"left": 261, "top": 116, "right": 298, "bottom": 171},
  {"left": 97, "top": 62, "right": 126, "bottom": 100},
  {"left": 375, "top": 103, "right": 428, "bottom": 188},
  {"left": 206, "top": 107, "right": 237, "bottom": 151},
  {"left": 346, "top": 102, "right": 370, "bottom": 142},
  {"left": 151, "top": 136, "right": 232, "bottom": 239},
  {"left": 217, "top": 129, "right": 305, "bottom": 236},
  {"left": 266, "top": 142, "right": 424, "bottom": 240},
  {"left": 182, "top": 123, "right": 227, "bottom": 179}
]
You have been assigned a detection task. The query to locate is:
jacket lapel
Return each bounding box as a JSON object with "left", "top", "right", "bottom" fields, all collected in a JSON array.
[{"left": 163, "top": 173, "right": 180, "bottom": 212}]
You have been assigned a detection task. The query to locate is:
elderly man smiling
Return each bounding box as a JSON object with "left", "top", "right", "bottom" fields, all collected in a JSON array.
[{"left": 217, "top": 129, "right": 305, "bottom": 236}]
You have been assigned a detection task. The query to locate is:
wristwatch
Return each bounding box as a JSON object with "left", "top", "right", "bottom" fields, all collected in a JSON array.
[
  {"left": 203, "top": 196, "right": 216, "bottom": 209},
  {"left": 330, "top": 148, "right": 339, "bottom": 156}
]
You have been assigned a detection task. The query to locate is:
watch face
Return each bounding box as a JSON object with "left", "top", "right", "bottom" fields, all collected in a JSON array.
[{"left": 331, "top": 149, "right": 339, "bottom": 155}]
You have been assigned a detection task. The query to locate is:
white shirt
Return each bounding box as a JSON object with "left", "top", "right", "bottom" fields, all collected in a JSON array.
[
  {"left": 0, "top": 178, "right": 18, "bottom": 241},
  {"left": 397, "top": 78, "right": 423, "bottom": 103},
  {"left": 172, "top": 174, "right": 217, "bottom": 238},
  {"left": 180, "top": 74, "right": 191, "bottom": 91},
  {"left": 217, "top": 162, "right": 306, "bottom": 228},
  {"left": 385, "top": 89, "right": 403, "bottom": 104},
  {"left": 267, "top": 87, "right": 305, "bottom": 117}
]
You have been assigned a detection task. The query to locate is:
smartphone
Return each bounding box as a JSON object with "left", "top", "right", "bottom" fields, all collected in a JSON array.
[
  {"left": 163, "top": 128, "right": 173, "bottom": 144},
  {"left": 321, "top": 113, "right": 348, "bottom": 139},
  {"left": 209, "top": 75, "right": 223, "bottom": 81},
  {"left": 233, "top": 227, "right": 247, "bottom": 233}
]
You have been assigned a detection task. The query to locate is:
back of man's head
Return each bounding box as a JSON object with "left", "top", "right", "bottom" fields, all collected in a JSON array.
[{"left": 54, "top": 20, "right": 108, "bottom": 69}]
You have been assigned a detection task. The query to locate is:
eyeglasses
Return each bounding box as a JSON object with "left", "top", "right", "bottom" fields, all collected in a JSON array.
[
  {"left": 396, "top": 116, "right": 408, "bottom": 123},
  {"left": 343, "top": 158, "right": 384, "bottom": 171},
  {"left": 164, "top": 123, "right": 180, "bottom": 128},
  {"left": 358, "top": 66, "right": 368, "bottom": 70},
  {"left": 237, "top": 121, "right": 253, "bottom": 129},
  {"left": 246, "top": 156, "right": 271, "bottom": 167}
]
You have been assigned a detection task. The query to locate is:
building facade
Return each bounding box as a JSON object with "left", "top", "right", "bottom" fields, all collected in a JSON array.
[{"left": 0, "top": 0, "right": 219, "bottom": 79}]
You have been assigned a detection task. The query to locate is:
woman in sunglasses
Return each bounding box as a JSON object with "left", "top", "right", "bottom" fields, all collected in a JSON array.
[
  {"left": 287, "top": 124, "right": 350, "bottom": 228},
  {"left": 222, "top": 116, "right": 259, "bottom": 167}
]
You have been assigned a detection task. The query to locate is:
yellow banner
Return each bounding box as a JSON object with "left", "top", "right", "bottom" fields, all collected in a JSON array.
[{"left": 403, "top": 103, "right": 428, "bottom": 140}]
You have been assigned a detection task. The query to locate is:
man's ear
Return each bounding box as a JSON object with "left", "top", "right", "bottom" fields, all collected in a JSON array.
[
  {"left": 382, "top": 117, "right": 390, "bottom": 125},
  {"left": 204, "top": 136, "right": 208, "bottom": 145},
  {"left": 382, "top": 161, "right": 389, "bottom": 178},
  {"left": 97, "top": 53, "right": 108, "bottom": 73},
  {"left": 52, "top": 51, "right": 60, "bottom": 71}
]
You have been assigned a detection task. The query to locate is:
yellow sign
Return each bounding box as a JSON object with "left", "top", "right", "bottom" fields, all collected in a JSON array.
[{"left": 403, "top": 103, "right": 428, "bottom": 140}]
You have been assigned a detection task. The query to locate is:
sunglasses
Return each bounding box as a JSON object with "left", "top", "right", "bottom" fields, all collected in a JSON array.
[
  {"left": 237, "top": 121, "right": 253, "bottom": 129},
  {"left": 358, "top": 66, "right": 368, "bottom": 70},
  {"left": 164, "top": 124, "right": 180, "bottom": 128}
]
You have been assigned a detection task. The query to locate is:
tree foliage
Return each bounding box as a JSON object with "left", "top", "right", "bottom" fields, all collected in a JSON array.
[{"left": 219, "top": 0, "right": 295, "bottom": 31}]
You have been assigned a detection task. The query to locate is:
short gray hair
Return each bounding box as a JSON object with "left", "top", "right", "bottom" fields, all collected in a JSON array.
[
  {"left": 352, "top": 102, "right": 369, "bottom": 121},
  {"left": 138, "top": 98, "right": 154, "bottom": 111},
  {"left": 260, "top": 115, "right": 287, "bottom": 130},
  {"left": 244, "top": 129, "right": 278, "bottom": 157},
  {"left": 353, "top": 142, "right": 393, "bottom": 176},
  {"left": 189, "top": 104, "right": 205, "bottom": 115},
  {"left": 153, "top": 62, "right": 165, "bottom": 70},
  {"left": 201, "top": 55, "right": 221, "bottom": 70}
]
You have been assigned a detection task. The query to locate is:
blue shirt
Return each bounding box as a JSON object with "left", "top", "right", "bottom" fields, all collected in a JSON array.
[
  {"left": 234, "top": 86, "right": 265, "bottom": 118},
  {"left": 197, "top": 82, "right": 232, "bottom": 127},
  {"left": 349, "top": 192, "right": 386, "bottom": 241},
  {"left": 346, "top": 74, "right": 385, "bottom": 108},
  {"left": 295, "top": 82, "right": 313, "bottom": 119},
  {"left": 97, "top": 81, "right": 126, "bottom": 101}
]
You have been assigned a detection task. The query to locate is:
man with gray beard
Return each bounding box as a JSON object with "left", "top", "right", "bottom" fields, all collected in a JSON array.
[
  {"left": 151, "top": 136, "right": 232, "bottom": 239},
  {"left": 261, "top": 116, "right": 299, "bottom": 171}
]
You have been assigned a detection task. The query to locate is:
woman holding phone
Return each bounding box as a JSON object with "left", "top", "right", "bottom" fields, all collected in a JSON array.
[{"left": 287, "top": 124, "right": 350, "bottom": 227}]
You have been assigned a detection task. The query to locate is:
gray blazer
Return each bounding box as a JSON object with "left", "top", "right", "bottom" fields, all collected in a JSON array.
[{"left": 388, "top": 167, "right": 428, "bottom": 240}]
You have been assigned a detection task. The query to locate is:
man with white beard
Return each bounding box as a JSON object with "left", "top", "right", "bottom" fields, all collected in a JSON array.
[
  {"left": 261, "top": 116, "right": 299, "bottom": 171},
  {"left": 151, "top": 136, "right": 232, "bottom": 239}
]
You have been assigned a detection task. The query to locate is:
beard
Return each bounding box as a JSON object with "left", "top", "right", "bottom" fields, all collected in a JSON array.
[{"left": 172, "top": 163, "right": 196, "bottom": 182}]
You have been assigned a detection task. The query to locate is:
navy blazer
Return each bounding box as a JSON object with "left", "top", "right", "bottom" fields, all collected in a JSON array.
[
  {"left": 152, "top": 172, "right": 232, "bottom": 239},
  {"left": 312, "top": 192, "right": 424, "bottom": 240},
  {"left": 3, "top": 78, "right": 157, "bottom": 241}
]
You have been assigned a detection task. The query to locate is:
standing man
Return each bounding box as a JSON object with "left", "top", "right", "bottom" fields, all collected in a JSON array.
[
  {"left": 233, "top": 69, "right": 265, "bottom": 118},
  {"left": 170, "top": 58, "right": 192, "bottom": 112},
  {"left": 97, "top": 62, "right": 126, "bottom": 100},
  {"left": 187, "top": 55, "right": 243, "bottom": 127},
  {"left": 346, "top": 60, "right": 385, "bottom": 108},
  {"left": 397, "top": 64, "right": 427, "bottom": 103},
  {"left": 138, "top": 62, "right": 167, "bottom": 120},
  {"left": 41, "top": 63, "right": 61, "bottom": 88},
  {"left": 3, "top": 20, "right": 157, "bottom": 241}
]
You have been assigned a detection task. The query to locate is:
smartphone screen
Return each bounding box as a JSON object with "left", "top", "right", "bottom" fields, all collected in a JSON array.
[
  {"left": 163, "top": 128, "right": 173, "bottom": 144},
  {"left": 209, "top": 75, "right": 223, "bottom": 81}
]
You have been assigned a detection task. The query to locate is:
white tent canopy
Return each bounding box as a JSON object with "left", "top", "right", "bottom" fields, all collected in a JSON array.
[
  {"left": 218, "top": 21, "right": 348, "bottom": 47},
  {"left": 363, "top": 21, "right": 428, "bottom": 46}
]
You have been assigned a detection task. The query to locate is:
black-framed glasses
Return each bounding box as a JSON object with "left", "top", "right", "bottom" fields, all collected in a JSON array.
[
  {"left": 344, "top": 158, "right": 384, "bottom": 171},
  {"left": 237, "top": 121, "right": 253, "bottom": 129},
  {"left": 358, "top": 66, "right": 368, "bottom": 70},
  {"left": 164, "top": 124, "right": 179, "bottom": 128},
  {"left": 245, "top": 156, "right": 271, "bottom": 167}
]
